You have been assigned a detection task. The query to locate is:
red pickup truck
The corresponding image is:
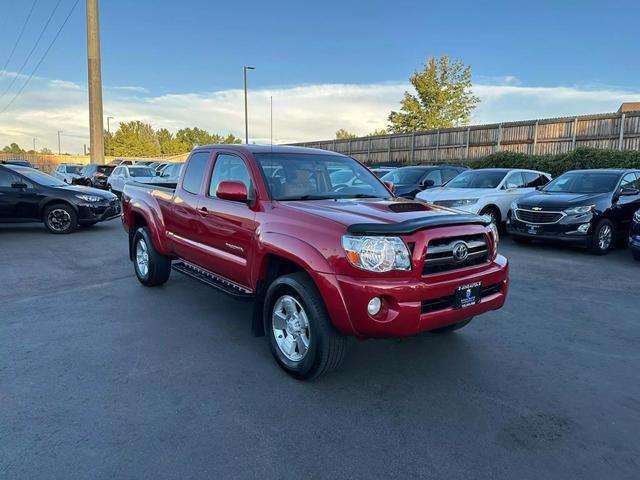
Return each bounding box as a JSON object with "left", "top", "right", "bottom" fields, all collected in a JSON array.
[{"left": 122, "top": 145, "right": 508, "bottom": 379}]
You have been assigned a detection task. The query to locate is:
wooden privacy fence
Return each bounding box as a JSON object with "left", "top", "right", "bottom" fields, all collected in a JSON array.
[
  {"left": 0, "top": 152, "right": 189, "bottom": 173},
  {"left": 291, "top": 110, "right": 640, "bottom": 165}
]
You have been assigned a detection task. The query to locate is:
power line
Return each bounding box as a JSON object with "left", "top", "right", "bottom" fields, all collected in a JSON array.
[
  {"left": 0, "top": 0, "right": 81, "bottom": 115},
  {"left": 1, "top": 0, "right": 40, "bottom": 76},
  {"left": 0, "top": 0, "right": 65, "bottom": 100}
]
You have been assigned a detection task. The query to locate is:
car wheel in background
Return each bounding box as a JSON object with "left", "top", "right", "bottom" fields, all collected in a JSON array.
[
  {"left": 479, "top": 206, "right": 501, "bottom": 225},
  {"left": 264, "top": 272, "right": 347, "bottom": 380},
  {"left": 133, "top": 227, "right": 171, "bottom": 286},
  {"left": 430, "top": 318, "right": 472, "bottom": 334},
  {"left": 588, "top": 219, "right": 614, "bottom": 255},
  {"left": 43, "top": 203, "right": 78, "bottom": 234}
]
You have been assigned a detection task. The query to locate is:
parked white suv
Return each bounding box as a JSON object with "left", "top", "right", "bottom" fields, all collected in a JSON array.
[
  {"left": 107, "top": 165, "right": 157, "bottom": 195},
  {"left": 52, "top": 163, "right": 83, "bottom": 183},
  {"left": 416, "top": 168, "right": 552, "bottom": 224}
]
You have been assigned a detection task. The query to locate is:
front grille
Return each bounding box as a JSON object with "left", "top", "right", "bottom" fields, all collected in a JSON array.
[
  {"left": 515, "top": 209, "right": 563, "bottom": 224},
  {"left": 423, "top": 233, "right": 490, "bottom": 275},
  {"left": 421, "top": 283, "right": 503, "bottom": 314}
]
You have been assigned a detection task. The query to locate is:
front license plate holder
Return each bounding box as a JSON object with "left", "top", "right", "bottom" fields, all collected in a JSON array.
[
  {"left": 454, "top": 282, "right": 482, "bottom": 309},
  {"left": 526, "top": 224, "right": 541, "bottom": 235}
]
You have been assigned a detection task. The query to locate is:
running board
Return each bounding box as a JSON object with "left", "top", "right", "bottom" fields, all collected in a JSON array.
[{"left": 172, "top": 261, "right": 254, "bottom": 301}]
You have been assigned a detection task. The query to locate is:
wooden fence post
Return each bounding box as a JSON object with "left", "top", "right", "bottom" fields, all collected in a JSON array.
[
  {"left": 435, "top": 130, "right": 440, "bottom": 162},
  {"left": 532, "top": 121, "right": 539, "bottom": 155},
  {"left": 367, "top": 137, "right": 372, "bottom": 163},
  {"left": 387, "top": 136, "right": 391, "bottom": 161},
  {"left": 496, "top": 123, "right": 502, "bottom": 152},
  {"left": 618, "top": 113, "right": 626, "bottom": 150},
  {"left": 465, "top": 127, "right": 470, "bottom": 160},
  {"left": 571, "top": 117, "right": 578, "bottom": 149},
  {"left": 411, "top": 132, "right": 415, "bottom": 163}
]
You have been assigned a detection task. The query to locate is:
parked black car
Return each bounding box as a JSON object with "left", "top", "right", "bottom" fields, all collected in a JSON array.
[
  {"left": 2, "top": 159, "right": 35, "bottom": 168},
  {"left": 380, "top": 165, "right": 468, "bottom": 199},
  {"left": 508, "top": 169, "right": 640, "bottom": 254},
  {"left": 73, "top": 163, "right": 117, "bottom": 189},
  {"left": 630, "top": 209, "right": 640, "bottom": 261},
  {"left": 0, "top": 164, "right": 120, "bottom": 234}
]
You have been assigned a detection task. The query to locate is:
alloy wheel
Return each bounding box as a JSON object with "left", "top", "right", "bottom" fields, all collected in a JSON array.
[
  {"left": 272, "top": 295, "right": 311, "bottom": 362},
  {"left": 136, "top": 238, "right": 150, "bottom": 277},
  {"left": 47, "top": 208, "right": 72, "bottom": 232},
  {"left": 598, "top": 224, "right": 612, "bottom": 251}
]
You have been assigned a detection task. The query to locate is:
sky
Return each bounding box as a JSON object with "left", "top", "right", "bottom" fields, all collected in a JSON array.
[{"left": 0, "top": 0, "right": 639, "bottom": 153}]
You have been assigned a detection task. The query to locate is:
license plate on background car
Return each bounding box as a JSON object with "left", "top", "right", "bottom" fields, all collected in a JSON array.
[
  {"left": 454, "top": 282, "right": 481, "bottom": 309},
  {"left": 526, "top": 224, "right": 541, "bottom": 235}
]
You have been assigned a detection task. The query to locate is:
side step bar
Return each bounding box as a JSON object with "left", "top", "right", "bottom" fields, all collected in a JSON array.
[{"left": 172, "top": 261, "right": 254, "bottom": 301}]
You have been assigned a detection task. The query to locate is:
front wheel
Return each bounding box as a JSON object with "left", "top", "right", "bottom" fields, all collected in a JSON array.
[
  {"left": 479, "top": 206, "right": 500, "bottom": 225},
  {"left": 588, "top": 219, "right": 614, "bottom": 255},
  {"left": 133, "top": 227, "right": 171, "bottom": 286},
  {"left": 43, "top": 203, "right": 78, "bottom": 234},
  {"left": 264, "top": 272, "right": 347, "bottom": 380}
]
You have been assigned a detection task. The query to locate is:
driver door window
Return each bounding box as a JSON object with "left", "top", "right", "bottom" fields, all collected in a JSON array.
[
  {"left": 209, "top": 154, "right": 253, "bottom": 199},
  {"left": 422, "top": 169, "right": 443, "bottom": 187},
  {"left": 504, "top": 172, "right": 526, "bottom": 189}
]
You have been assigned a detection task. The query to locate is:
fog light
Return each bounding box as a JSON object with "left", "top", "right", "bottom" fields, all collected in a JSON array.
[
  {"left": 367, "top": 297, "right": 382, "bottom": 316},
  {"left": 578, "top": 223, "right": 590, "bottom": 233}
]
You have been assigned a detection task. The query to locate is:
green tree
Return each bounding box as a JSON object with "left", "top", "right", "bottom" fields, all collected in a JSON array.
[
  {"left": 367, "top": 129, "right": 388, "bottom": 137},
  {"left": 388, "top": 55, "right": 480, "bottom": 133},
  {"left": 335, "top": 129, "right": 357, "bottom": 139},
  {"left": 110, "top": 121, "right": 161, "bottom": 156},
  {"left": 40, "top": 147, "right": 53, "bottom": 154},
  {"left": 2, "top": 142, "right": 25, "bottom": 154}
]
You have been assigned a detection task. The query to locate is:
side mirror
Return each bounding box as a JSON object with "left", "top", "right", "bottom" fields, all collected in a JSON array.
[
  {"left": 420, "top": 179, "right": 435, "bottom": 189},
  {"left": 11, "top": 182, "right": 28, "bottom": 190},
  {"left": 384, "top": 181, "right": 395, "bottom": 194},
  {"left": 217, "top": 180, "right": 248, "bottom": 202},
  {"left": 620, "top": 187, "right": 640, "bottom": 196}
]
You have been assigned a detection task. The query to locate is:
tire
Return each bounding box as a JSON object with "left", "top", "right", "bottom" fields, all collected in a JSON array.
[
  {"left": 43, "top": 203, "right": 78, "bottom": 234},
  {"left": 588, "top": 219, "right": 614, "bottom": 255},
  {"left": 512, "top": 235, "right": 532, "bottom": 244},
  {"left": 430, "top": 318, "right": 472, "bottom": 334},
  {"left": 479, "top": 206, "right": 501, "bottom": 225},
  {"left": 132, "top": 227, "right": 171, "bottom": 286},
  {"left": 264, "top": 272, "right": 347, "bottom": 380}
]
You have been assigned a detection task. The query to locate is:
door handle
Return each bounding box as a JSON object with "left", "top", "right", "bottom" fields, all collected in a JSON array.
[{"left": 197, "top": 206, "right": 208, "bottom": 216}]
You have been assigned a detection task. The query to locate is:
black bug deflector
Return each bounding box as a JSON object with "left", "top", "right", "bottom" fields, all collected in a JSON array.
[{"left": 346, "top": 213, "right": 490, "bottom": 235}]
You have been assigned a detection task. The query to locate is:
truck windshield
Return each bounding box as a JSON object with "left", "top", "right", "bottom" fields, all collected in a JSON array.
[
  {"left": 255, "top": 153, "right": 390, "bottom": 200},
  {"left": 445, "top": 170, "right": 507, "bottom": 189},
  {"left": 542, "top": 172, "right": 620, "bottom": 194}
]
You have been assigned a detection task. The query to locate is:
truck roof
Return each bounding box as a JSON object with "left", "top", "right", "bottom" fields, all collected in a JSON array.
[{"left": 192, "top": 144, "right": 347, "bottom": 156}]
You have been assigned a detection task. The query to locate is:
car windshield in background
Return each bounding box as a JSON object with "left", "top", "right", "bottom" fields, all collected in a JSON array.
[
  {"left": 66, "top": 166, "right": 82, "bottom": 173},
  {"left": 14, "top": 168, "right": 66, "bottom": 187},
  {"left": 381, "top": 168, "right": 425, "bottom": 185},
  {"left": 255, "top": 153, "right": 390, "bottom": 200},
  {"left": 97, "top": 166, "right": 115, "bottom": 175},
  {"left": 543, "top": 172, "right": 621, "bottom": 194},
  {"left": 445, "top": 170, "right": 507, "bottom": 189},
  {"left": 129, "top": 167, "right": 155, "bottom": 177}
]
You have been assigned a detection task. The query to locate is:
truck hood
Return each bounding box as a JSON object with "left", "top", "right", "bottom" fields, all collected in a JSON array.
[
  {"left": 516, "top": 191, "right": 610, "bottom": 209},
  {"left": 278, "top": 197, "right": 470, "bottom": 228},
  {"left": 417, "top": 187, "right": 495, "bottom": 201}
]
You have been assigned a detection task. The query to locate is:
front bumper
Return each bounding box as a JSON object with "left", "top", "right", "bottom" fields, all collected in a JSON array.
[
  {"left": 507, "top": 213, "right": 593, "bottom": 245},
  {"left": 77, "top": 199, "right": 121, "bottom": 223},
  {"left": 313, "top": 255, "right": 508, "bottom": 338}
]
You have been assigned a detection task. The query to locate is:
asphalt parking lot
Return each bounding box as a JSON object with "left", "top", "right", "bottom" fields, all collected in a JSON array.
[{"left": 1, "top": 219, "right": 639, "bottom": 479}]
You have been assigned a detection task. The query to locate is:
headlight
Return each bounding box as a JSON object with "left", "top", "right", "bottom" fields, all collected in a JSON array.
[
  {"left": 488, "top": 222, "right": 499, "bottom": 258},
  {"left": 563, "top": 205, "right": 594, "bottom": 215},
  {"left": 342, "top": 236, "right": 411, "bottom": 272},
  {"left": 449, "top": 199, "right": 478, "bottom": 207},
  {"left": 75, "top": 194, "right": 102, "bottom": 202},
  {"left": 634, "top": 210, "right": 640, "bottom": 222}
]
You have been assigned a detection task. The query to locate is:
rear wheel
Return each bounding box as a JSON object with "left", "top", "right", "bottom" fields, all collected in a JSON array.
[
  {"left": 264, "top": 272, "right": 347, "bottom": 380},
  {"left": 588, "top": 219, "right": 614, "bottom": 255},
  {"left": 43, "top": 203, "right": 78, "bottom": 234},
  {"left": 133, "top": 227, "right": 171, "bottom": 286},
  {"left": 430, "top": 318, "right": 472, "bottom": 334}
]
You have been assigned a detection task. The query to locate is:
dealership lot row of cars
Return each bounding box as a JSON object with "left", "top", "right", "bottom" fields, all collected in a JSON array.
[{"left": 1, "top": 156, "right": 639, "bottom": 259}]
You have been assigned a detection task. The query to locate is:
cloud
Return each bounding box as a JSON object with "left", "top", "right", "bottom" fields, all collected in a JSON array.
[{"left": 1, "top": 73, "right": 639, "bottom": 154}]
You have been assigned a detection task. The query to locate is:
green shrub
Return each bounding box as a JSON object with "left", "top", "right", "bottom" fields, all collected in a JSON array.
[{"left": 467, "top": 148, "right": 640, "bottom": 177}]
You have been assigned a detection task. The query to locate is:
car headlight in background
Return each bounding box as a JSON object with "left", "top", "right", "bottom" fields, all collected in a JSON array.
[
  {"left": 342, "top": 236, "right": 411, "bottom": 272},
  {"left": 563, "top": 205, "right": 594, "bottom": 215},
  {"left": 634, "top": 210, "right": 640, "bottom": 222},
  {"left": 488, "top": 222, "right": 499, "bottom": 258},
  {"left": 75, "top": 194, "right": 103, "bottom": 202},
  {"left": 449, "top": 199, "right": 478, "bottom": 208}
]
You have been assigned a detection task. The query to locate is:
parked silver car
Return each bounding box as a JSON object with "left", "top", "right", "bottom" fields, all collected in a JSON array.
[
  {"left": 107, "top": 165, "right": 157, "bottom": 195},
  {"left": 52, "top": 163, "right": 83, "bottom": 183}
]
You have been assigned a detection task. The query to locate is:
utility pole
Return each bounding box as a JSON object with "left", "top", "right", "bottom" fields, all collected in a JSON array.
[
  {"left": 33, "top": 137, "right": 36, "bottom": 151},
  {"left": 57, "top": 130, "right": 62, "bottom": 154},
  {"left": 86, "top": 0, "right": 105, "bottom": 164},
  {"left": 243, "top": 65, "right": 255, "bottom": 144},
  {"left": 106, "top": 116, "right": 114, "bottom": 157}
]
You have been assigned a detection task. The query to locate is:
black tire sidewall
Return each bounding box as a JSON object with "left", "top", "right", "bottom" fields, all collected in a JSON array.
[
  {"left": 133, "top": 228, "right": 153, "bottom": 283},
  {"left": 44, "top": 203, "right": 78, "bottom": 234},
  {"left": 264, "top": 275, "right": 328, "bottom": 379},
  {"left": 590, "top": 219, "right": 614, "bottom": 255},
  {"left": 133, "top": 227, "right": 171, "bottom": 286}
]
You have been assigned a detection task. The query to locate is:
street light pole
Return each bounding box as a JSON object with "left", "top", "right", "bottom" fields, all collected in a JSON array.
[
  {"left": 106, "top": 116, "right": 114, "bottom": 156},
  {"left": 57, "top": 130, "right": 63, "bottom": 155},
  {"left": 243, "top": 65, "right": 255, "bottom": 144}
]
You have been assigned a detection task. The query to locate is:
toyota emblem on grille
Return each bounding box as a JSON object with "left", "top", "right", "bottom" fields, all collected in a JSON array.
[{"left": 452, "top": 241, "right": 469, "bottom": 262}]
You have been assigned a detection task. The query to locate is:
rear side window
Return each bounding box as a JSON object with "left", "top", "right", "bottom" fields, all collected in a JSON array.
[
  {"left": 523, "top": 172, "right": 548, "bottom": 188},
  {"left": 182, "top": 151, "right": 210, "bottom": 194}
]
